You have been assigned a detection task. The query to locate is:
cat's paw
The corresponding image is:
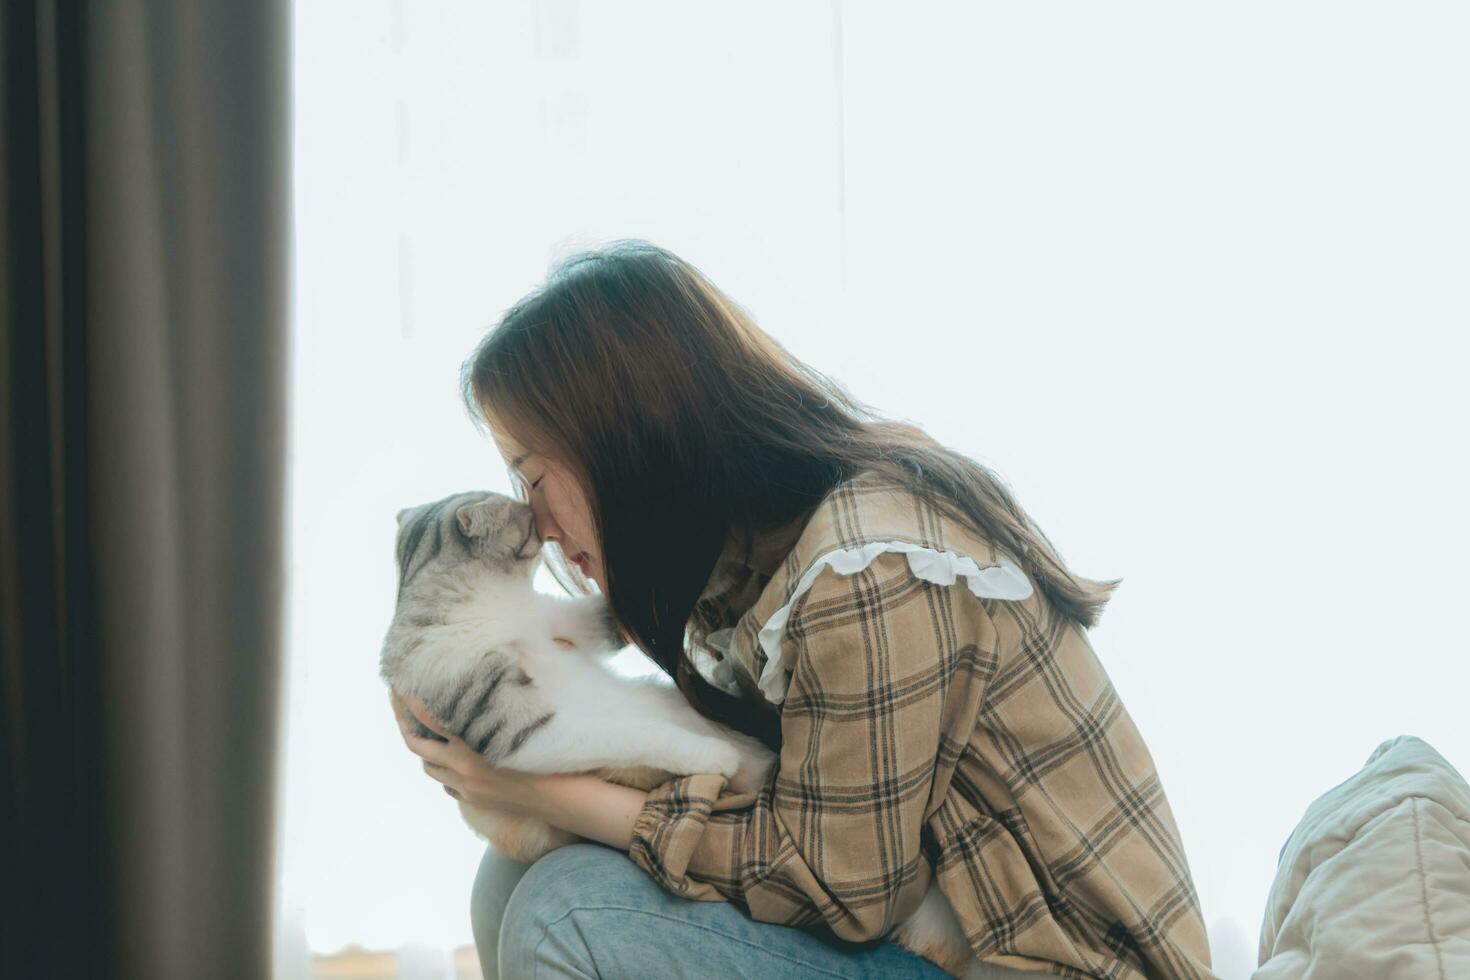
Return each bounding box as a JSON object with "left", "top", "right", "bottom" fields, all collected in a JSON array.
[
  {"left": 724, "top": 742, "right": 778, "bottom": 795},
  {"left": 671, "top": 738, "right": 742, "bottom": 778}
]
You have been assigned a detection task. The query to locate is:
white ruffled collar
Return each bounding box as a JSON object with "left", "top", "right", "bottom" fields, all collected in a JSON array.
[{"left": 692, "top": 539, "right": 1032, "bottom": 702}]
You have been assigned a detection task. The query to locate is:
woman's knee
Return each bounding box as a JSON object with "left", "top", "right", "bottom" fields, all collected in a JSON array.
[
  {"left": 497, "top": 843, "right": 649, "bottom": 978},
  {"left": 500, "top": 842, "right": 642, "bottom": 929},
  {"left": 469, "top": 846, "right": 533, "bottom": 980}
]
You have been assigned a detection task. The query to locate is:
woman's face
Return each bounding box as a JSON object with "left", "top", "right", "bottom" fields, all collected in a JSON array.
[{"left": 486, "top": 417, "right": 603, "bottom": 592}]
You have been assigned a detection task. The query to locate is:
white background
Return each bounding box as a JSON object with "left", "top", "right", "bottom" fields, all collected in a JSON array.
[{"left": 278, "top": 3, "right": 1470, "bottom": 978}]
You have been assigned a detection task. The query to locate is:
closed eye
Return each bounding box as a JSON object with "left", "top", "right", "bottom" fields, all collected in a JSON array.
[{"left": 530, "top": 476, "right": 543, "bottom": 490}]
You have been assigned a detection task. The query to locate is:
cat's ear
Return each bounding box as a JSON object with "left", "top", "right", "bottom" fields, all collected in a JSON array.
[
  {"left": 395, "top": 507, "right": 411, "bottom": 526},
  {"left": 457, "top": 500, "right": 491, "bottom": 538}
]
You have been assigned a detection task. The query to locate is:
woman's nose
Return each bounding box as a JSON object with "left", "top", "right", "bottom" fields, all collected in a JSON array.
[{"left": 530, "top": 505, "right": 560, "bottom": 545}]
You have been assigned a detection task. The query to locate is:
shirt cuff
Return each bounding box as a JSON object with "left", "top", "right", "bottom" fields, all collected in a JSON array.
[{"left": 627, "top": 772, "right": 730, "bottom": 902}]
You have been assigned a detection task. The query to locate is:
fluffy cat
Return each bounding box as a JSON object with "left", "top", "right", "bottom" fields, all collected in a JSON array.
[
  {"left": 379, "top": 490, "right": 981, "bottom": 978},
  {"left": 379, "top": 490, "right": 777, "bottom": 861}
]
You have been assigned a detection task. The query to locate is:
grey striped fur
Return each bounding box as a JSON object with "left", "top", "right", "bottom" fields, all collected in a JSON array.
[{"left": 380, "top": 490, "right": 562, "bottom": 764}]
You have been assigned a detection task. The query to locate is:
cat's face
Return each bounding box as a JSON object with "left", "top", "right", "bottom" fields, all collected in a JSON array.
[{"left": 394, "top": 491, "right": 541, "bottom": 589}]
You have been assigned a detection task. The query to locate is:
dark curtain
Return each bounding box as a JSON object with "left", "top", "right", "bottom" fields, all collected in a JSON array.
[{"left": 1, "top": 2, "right": 290, "bottom": 978}]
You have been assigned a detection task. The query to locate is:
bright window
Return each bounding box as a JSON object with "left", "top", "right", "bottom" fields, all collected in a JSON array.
[{"left": 280, "top": 3, "right": 1470, "bottom": 978}]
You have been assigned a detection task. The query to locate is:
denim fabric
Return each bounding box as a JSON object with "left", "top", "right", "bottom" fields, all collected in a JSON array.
[{"left": 470, "top": 843, "right": 1049, "bottom": 980}]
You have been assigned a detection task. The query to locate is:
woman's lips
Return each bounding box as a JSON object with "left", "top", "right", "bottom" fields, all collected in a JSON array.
[{"left": 570, "top": 552, "right": 590, "bottom": 575}]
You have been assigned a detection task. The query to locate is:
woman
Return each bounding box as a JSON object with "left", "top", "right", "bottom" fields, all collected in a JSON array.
[{"left": 393, "top": 240, "right": 1214, "bottom": 979}]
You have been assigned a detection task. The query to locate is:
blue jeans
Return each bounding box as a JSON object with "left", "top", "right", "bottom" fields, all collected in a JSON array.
[{"left": 470, "top": 842, "right": 1046, "bottom": 979}]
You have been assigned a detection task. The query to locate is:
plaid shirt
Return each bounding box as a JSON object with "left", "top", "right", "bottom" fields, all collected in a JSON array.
[{"left": 628, "top": 470, "right": 1213, "bottom": 979}]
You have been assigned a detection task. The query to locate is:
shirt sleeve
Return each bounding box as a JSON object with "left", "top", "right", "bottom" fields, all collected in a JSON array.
[{"left": 627, "top": 550, "right": 994, "bottom": 942}]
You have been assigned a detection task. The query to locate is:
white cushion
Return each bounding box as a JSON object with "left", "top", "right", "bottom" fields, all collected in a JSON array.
[{"left": 1253, "top": 735, "right": 1470, "bottom": 979}]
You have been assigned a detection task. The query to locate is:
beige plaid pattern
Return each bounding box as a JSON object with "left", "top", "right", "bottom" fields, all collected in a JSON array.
[{"left": 629, "top": 471, "right": 1213, "bottom": 979}]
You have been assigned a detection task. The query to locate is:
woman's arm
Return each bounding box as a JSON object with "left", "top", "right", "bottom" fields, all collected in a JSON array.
[{"left": 527, "top": 774, "right": 649, "bottom": 850}]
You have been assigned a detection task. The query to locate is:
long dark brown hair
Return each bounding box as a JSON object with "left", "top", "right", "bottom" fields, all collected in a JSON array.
[{"left": 461, "top": 239, "right": 1119, "bottom": 745}]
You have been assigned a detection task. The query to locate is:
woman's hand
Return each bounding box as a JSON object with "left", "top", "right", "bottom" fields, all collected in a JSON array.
[
  {"left": 390, "top": 690, "right": 542, "bottom": 814},
  {"left": 389, "top": 689, "right": 654, "bottom": 851}
]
